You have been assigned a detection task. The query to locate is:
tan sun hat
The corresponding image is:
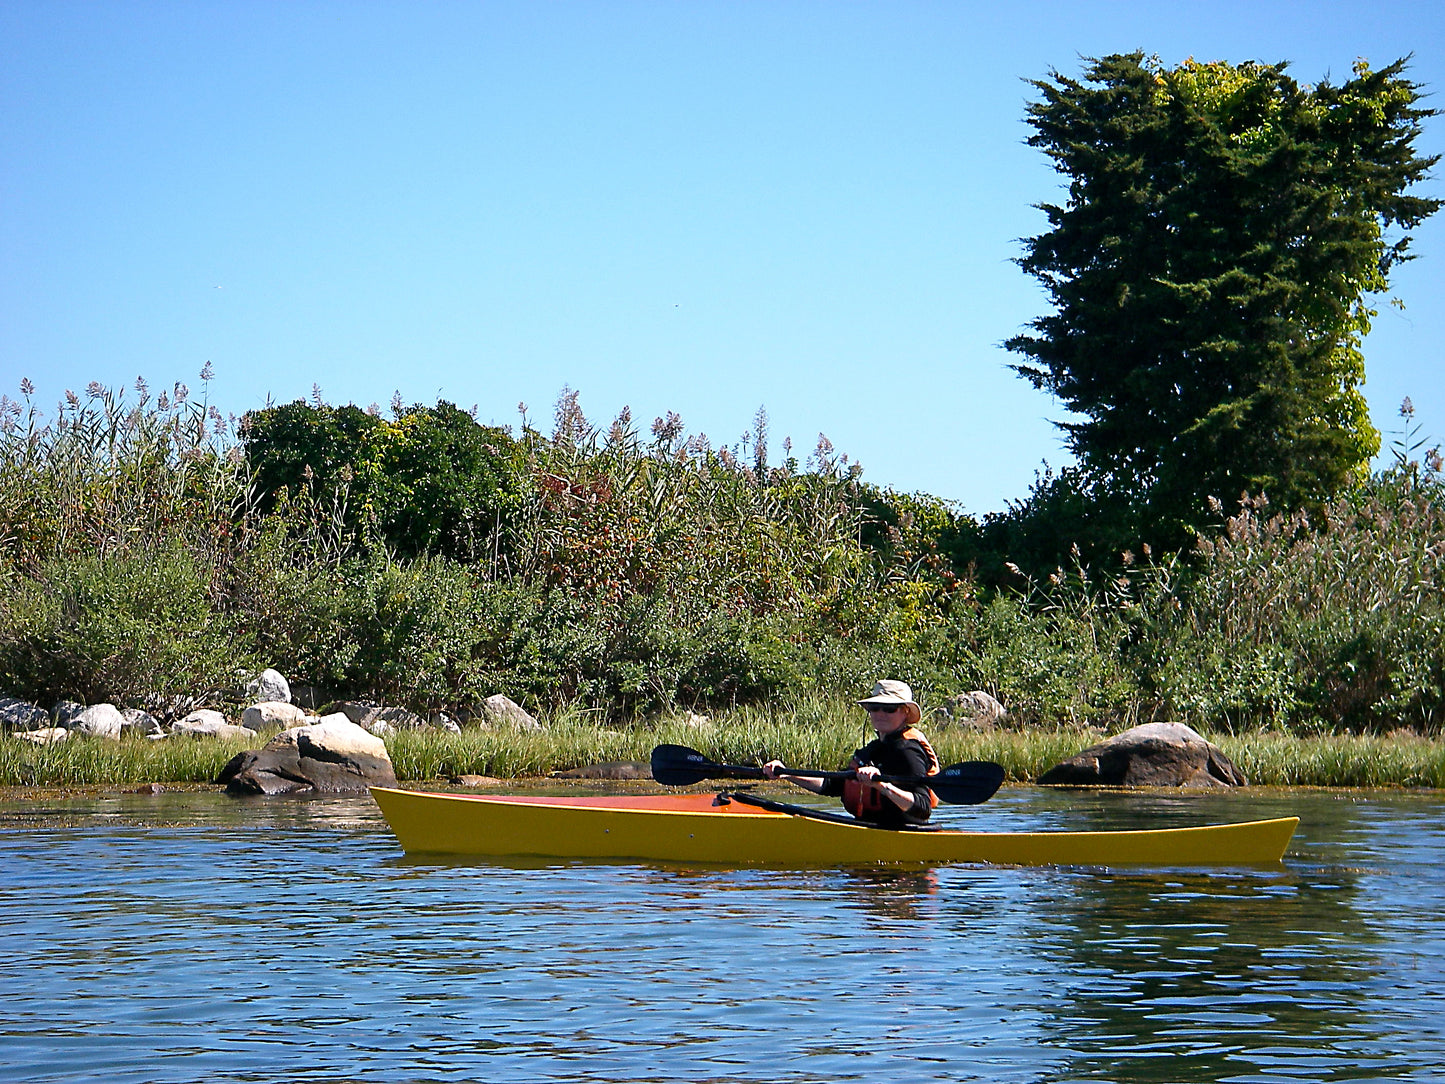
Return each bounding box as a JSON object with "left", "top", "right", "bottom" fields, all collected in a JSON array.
[{"left": 857, "top": 680, "right": 921, "bottom": 724}]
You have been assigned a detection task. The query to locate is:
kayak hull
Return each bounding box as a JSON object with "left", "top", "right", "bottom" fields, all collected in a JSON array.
[{"left": 369, "top": 788, "right": 1298, "bottom": 867}]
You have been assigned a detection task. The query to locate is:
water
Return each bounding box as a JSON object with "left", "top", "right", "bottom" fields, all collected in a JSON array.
[{"left": 1, "top": 785, "right": 1442, "bottom": 1083}]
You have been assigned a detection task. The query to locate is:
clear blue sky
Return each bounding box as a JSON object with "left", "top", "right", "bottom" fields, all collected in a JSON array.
[{"left": 3, "top": 1, "right": 1441, "bottom": 515}]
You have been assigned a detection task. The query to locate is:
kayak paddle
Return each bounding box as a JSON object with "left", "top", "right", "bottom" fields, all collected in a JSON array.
[{"left": 650, "top": 744, "right": 1006, "bottom": 805}]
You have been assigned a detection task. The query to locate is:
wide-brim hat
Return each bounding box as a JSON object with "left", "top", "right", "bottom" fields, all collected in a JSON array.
[{"left": 857, "top": 680, "right": 921, "bottom": 724}]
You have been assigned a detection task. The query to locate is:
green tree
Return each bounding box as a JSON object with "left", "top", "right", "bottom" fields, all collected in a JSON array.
[
  {"left": 240, "top": 399, "right": 525, "bottom": 561},
  {"left": 1007, "top": 53, "right": 1439, "bottom": 553}
]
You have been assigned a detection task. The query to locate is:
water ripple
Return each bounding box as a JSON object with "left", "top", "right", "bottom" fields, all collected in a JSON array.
[{"left": 2, "top": 788, "right": 1443, "bottom": 1082}]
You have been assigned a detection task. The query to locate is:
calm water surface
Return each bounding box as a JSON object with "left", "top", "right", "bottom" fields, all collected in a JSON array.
[{"left": 1, "top": 785, "right": 1441, "bottom": 1083}]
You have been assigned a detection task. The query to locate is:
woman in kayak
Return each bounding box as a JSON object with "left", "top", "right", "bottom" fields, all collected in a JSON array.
[{"left": 763, "top": 680, "right": 941, "bottom": 827}]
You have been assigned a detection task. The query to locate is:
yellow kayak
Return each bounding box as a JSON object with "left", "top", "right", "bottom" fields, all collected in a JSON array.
[{"left": 369, "top": 787, "right": 1299, "bottom": 867}]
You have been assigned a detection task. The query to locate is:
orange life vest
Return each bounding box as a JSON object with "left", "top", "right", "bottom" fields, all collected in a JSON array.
[{"left": 841, "top": 727, "right": 940, "bottom": 820}]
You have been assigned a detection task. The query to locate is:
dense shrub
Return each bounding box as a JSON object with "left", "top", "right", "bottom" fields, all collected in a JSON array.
[
  {"left": 241, "top": 398, "right": 525, "bottom": 561},
  {"left": 1134, "top": 473, "right": 1445, "bottom": 732},
  {"left": 0, "top": 540, "right": 250, "bottom": 708}
]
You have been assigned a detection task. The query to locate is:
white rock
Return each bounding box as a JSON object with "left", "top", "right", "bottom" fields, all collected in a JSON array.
[
  {"left": 245, "top": 668, "right": 291, "bottom": 705},
  {"left": 241, "top": 701, "right": 309, "bottom": 730},
  {"left": 265, "top": 716, "right": 388, "bottom": 761},
  {"left": 171, "top": 710, "right": 256, "bottom": 740},
  {"left": 429, "top": 711, "right": 462, "bottom": 734},
  {"left": 120, "top": 708, "right": 163, "bottom": 737},
  {"left": 14, "top": 727, "right": 70, "bottom": 745},
  {"left": 943, "top": 691, "right": 1008, "bottom": 727},
  {"left": 72, "top": 703, "right": 126, "bottom": 740}
]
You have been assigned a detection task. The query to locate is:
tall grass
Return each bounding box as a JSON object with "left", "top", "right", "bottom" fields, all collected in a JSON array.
[{"left": 6, "top": 703, "right": 1441, "bottom": 789}]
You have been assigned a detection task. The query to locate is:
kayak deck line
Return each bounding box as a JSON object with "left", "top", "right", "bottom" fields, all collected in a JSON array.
[{"left": 369, "top": 787, "right": 1300, "bottom": 867}]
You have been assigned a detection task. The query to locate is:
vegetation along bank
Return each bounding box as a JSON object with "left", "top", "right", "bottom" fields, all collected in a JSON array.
[{"left": 1, "top": 55, "right": 1441, "bottom": 783}]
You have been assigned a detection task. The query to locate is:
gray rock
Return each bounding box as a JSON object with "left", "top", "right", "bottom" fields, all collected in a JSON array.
[
  {"left": 288, "top": 685, "right": 326, "bottom": 711},
  {"left": 939, "top": 691, "right": 1007, "bottom": 728},
  {"left": 0, "top": 697, "right": 50, "bottom": 732},
  {"left": 241, "top": 701, "right": 309, "bottom": 730},
  {"left": 335, "top": 701, "right": 435, "bottom": 735},
  {"left": 218, "top": 715, "right": 397, "bottom": 796},
  {"left": 54, "top": 701, "right": 84, "bottom": 726},
  {"left": 1036, "top": 722, "right": 1248, "bottom": 788},
  {"left": 450, "top": 774, "right": 504, "bottom": 787},
  {"left": 120, "top": 708, "right": 164, "bottom": 737},
  {"left": 479, "top": 694, "right": 542, "bottom": 731},
  {"left": 72, "top": 703, "right": 126, "bottom": 740},
  {"left": 428, "top": 711, "right": 462, "bottom": 734},
  {"left": 245, "top": 668, "right": 291, "bottom": 705}
]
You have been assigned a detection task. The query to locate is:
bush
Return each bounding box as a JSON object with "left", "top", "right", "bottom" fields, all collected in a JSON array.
[{"left": 0, "top": 541, "right": 251, "bottom": 708}]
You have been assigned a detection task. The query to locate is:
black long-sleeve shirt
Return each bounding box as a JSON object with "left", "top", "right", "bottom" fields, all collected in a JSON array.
[{"left": 820, "top": 727, "right": 940, "bottom": 827}]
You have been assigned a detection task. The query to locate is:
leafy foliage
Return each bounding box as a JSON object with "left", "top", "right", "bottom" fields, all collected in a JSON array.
[
  {"left": 1008, "top": 53, "right": 1440, "bottom": 555},
  {"left": 240, "top": 398, "right": 525, "bottom": 561}
]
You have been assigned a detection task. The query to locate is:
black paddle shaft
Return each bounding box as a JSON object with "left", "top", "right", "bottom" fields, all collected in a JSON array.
[{"left": 650, "top": 744, "right": 1005, "bottom": 805}]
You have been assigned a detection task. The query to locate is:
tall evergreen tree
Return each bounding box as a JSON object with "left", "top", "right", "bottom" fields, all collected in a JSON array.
[{"left": 1007, "top": 53, "right": 1439, "bottom": 548}]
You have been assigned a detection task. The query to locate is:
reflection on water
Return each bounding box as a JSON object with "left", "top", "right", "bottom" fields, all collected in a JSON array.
[{"left": 1, "top": 786, "right": 1442, "bottom": 1083}]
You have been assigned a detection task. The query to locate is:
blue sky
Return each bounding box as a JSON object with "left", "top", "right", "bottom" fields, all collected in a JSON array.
[{"left": 3, "top": 0, "right": 1442, "bottom": 515}]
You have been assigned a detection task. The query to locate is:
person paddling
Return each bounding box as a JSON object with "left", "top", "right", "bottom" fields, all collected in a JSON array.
[{"left": 763, "top": 680, "right": 941, "bottom": 828}]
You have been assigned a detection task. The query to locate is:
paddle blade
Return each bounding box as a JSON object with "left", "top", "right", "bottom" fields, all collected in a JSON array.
[
  {"left": 930, "top": 761, "right": 1006, "bottom": 805},
  {"left": 650, "top": 744, "right": 763, "bottom": 786}
]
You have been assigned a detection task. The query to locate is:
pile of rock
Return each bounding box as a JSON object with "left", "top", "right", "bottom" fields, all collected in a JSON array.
[{"left": 2, "top": 667, "right": 556, "bottom": 796}]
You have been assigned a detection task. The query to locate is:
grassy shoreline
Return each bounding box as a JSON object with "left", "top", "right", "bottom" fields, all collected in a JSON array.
[{"left": 3, "top": 711, "right": 1443, "bottom": 790}]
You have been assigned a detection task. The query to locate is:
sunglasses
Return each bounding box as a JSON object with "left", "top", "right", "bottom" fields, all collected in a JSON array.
[{"left": 863, "top": 704, "right": 901, "bottom": 714}]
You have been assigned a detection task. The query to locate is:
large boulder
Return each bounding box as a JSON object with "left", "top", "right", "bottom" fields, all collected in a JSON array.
[
  {"left": 0, "top": 697, "right": 50, "bottom": 732},
  {"left": 1037, "top": 722, "right": 1248, "bottom": 788},
  {"left": 217, "top": 714, "right": 397, "bottom": 795}
]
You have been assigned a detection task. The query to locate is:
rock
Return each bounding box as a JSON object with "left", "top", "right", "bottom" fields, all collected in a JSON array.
[
  {"left": 479, "top": 694, "right": 542, "bottom": 731},
  {"left": 241, "top": 701, "right": 309, "bottom": 730},
  {"left": 940, "top": 691, "right": 1007, "bottom": 728},
  {"left": 120, "top": 708, "right": 164, "bottom": 737},
  {"left": 289, "top": 685, "right": 325, "bottom": 711},
  {"left": 13, "top": 727, "right": 70, "bottom": 745},
  {"left": 549, "top": 761, "right": 652, "bottom": 780},
  {"left": 1036, "top": 722, "right": 1248, "bottom": 788},
  {"left": 0, "top": 697, "right": 50, "bottom": 731},
  {"left": 245, "top": 668, "right": 291, "bottom": 705},
  {"left": 54, "top": 701, "right": 85, "bottom": 726},
  {"left": 428, "top": 711, "right": 462, "bottom": 734},
  {"left": 450, "top": 774, "right": 504, "bottom": 787},
  {"left": 217, "top": 715, "right": 397, "bottom": 796},
  {"left": 71, "top": 703, "right": 126, "bottom": 740},
  {"left": 335, "top": 702, "right": 432, "bottom": 736},
  {"left": 170, "top": 710, "right": 257, "bottom": 741},
  {"left": 677, "top": 711, "right": 711, "bottom": 730}
]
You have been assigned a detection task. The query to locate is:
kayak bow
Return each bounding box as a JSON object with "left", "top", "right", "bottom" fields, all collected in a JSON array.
[{"left": 369, "top": 787, "right": 1298, "bottom": 867}]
